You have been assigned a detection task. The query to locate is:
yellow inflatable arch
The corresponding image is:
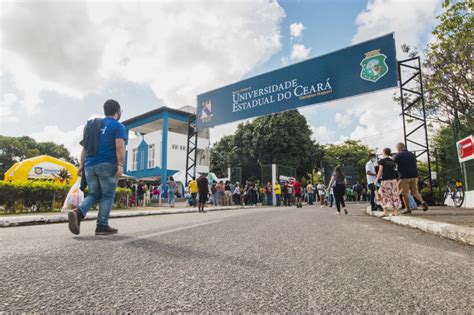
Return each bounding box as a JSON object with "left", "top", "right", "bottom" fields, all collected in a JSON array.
[{"left": 4, "top": 155, "right": 78, "bottom": 184}]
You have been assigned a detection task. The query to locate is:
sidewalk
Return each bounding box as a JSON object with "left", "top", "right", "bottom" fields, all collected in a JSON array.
[
  {"left": 0, "top": 204, "right": 252, "bottom": 227},
  {"left": 365, "top": 205, "right": 474, "bottom": 246}
]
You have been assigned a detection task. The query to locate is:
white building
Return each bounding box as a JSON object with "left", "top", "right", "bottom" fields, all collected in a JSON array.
[{"left": 122, "top": 106, "right": 210, "bottom": 182}]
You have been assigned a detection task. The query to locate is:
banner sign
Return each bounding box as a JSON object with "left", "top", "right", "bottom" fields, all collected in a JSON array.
[
  {"left": 197, "top": 33, "right": 398, "bottom": 129},
  {"left": 28, "top": 162, "right": 63, "bottom": 179},
  {"left": 457, "top": 135, "right": 474, "bottom": 163}
]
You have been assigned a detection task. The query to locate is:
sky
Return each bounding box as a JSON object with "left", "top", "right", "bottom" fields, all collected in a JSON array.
[{"left": 0, "top": 0, "right": 443, "bottom": 158}]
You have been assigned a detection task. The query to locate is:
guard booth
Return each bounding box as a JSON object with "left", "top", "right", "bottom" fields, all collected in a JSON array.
[{"left": 122, "top": 106, "right": 210, "bottom": 185}]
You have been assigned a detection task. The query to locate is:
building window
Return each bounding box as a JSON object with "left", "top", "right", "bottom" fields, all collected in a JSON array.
[
  {"left": 148, "top": 145, "right": 155, "bottom": 168},
  {"left": 132, "top": 149, "right": 138, "bottom": 171},
  {"left": 140, "top": 151, "right": 145, "bottom": 170}
]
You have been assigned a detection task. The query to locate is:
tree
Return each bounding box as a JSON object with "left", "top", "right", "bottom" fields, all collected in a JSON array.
[
  {"left": 210, "top": 110, "right": 321, "bottom": 181},
  {"left": 424, "top": 0, "right": 473, "bottom": 131},
  {"left": 322, "top": 140, "right": 374, "bottom": 184},
  {"left": 431, "top": 122, "right": 473, "bottom": 192},
  {"left": 399, "top": 1, "right": 473, "bottom": 132},
  {"left": 0, "top": 136, "right": 76, "bottom": 178}
]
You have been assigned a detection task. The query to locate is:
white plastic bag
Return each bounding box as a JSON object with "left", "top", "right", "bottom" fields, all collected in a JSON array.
[{"left": 62, "top": 177, "right": 84, "bottom": 211}]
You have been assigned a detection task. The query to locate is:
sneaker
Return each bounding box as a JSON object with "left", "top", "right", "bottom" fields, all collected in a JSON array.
[
  {"left": 422, "top": 203, "right": 429, "bottom": 211},
  {"left": 95, "top": 225, "right": 118, "bottom": 236},
  {"left": 401, "top": 209, "right": 412, "bottom": 215},
  {"left": 344, "top": 209, "right": 348, "bottom": 215},
  {"left": 336, "top": 211, "right": 341, "bottom": 215},
  {"left": 68, "top": 209, "right": 83, "bottom": 235}
]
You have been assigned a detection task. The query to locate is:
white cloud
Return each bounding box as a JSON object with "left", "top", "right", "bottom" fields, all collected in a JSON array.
[
  {"left": 209, "top": 122, "right": 240, "bottom": 146},
  {"left": 331, "top": 0, "right": 442, "bottom": 153},
  {"left": 0, "top": 93, "right": 19, "bottom": 123},
  {"left": 334, "top": 112, "right": 354, "bottom": 129},
  {"left": 290, "top": 22, "right": 305, "bottom": 38},
  {"left": 290, "top": 44, "right": 311, "bottom": 61},
  {"left": 1, "top": 0, "right": 285, "bottom": 115},
  {"left": 30, "top": 125, "right": 84, "bottom": 158},
  {"left": 311, "top": 125, "right": 335, "bottom": 144},
  {"left": 352, "top": 0, "right": 441, "bottom": 55}
]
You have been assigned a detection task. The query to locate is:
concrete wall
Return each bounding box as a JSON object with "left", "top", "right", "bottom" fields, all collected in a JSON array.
[{"left": 126, "top": 130, "right": 209, "bottom": 175}]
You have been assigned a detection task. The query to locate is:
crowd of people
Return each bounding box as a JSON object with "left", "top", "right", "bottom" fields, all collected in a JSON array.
[
  {"left": 366, "top": 142, "right": 429, "bottom": 216},
  {"left": 119, "top": 143, "right": 429, "bottom": 218}
]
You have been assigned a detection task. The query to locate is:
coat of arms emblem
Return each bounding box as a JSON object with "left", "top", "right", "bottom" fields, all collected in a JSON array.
[
  {"left": 360, "top": 49, "right": 388, "bottom": 82},
  {"left": 200, "top": 100, "right": 213, "bottom": 122}
]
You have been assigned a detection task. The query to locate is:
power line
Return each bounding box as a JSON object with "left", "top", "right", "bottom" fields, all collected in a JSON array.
[{"left": 354, "top": 127, "right": 404, "bottom": 140}]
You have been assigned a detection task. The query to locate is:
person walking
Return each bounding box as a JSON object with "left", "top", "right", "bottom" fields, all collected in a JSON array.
[
  {"left": 265, "top": 182, "right": 273, "bottom": 206},
  {"left": 306, "top": 182, "right": 314, "bottom": 205},
  {"left": 316, "top": 180, "right": 326, "bottom": 207},
  {"left": 375, "top": 148, "right": 400, "bottom": 216},
  {"left": 224, "top": 181, "right": 232, "bottom": 206},
  {"left": 352, "top": 183, "right": 363, "bottom": 202},
  {"left": 144, "top": 184, "right": 151, "bottom": 206},
  {"left": 394, "top": 142, "right": 429, "bottom": 214},
  {"left": 366, "top": 154, "right": 378, "bottom": 211},
  {"left": 294, "top": 179, "right": 302, "bottom": 208},
  {"left": 273, "top": 181, "right": 281, "bottom": 206},
  {"left": 210, "top": 182, "right": 217, "bottom": 206},
  {"left": 167, "top": 176, "right": 177, "bottom": 207},
  {"left": 282, "top": 181, "right": 290, "bottom": 206},
  {"left": 188, "top": 177, "right": 198, "bottom": 207},
  {"left": 232, "top": 183, "right": 241, "bottom": 205},
  {"left": 216, "top": 181, "right": 225, "bottom": 206},
  {"left": 68, "top": 99, "right": 127, "bottom": 236},
  {"left": 137, "top": 182, "right": 145, "bottom": 206},
  {"left": 197, "top": 173, "right": 209, "bottom": 213},
  {"left": 327, "top": 184, "right": 335, "bottom": 208},
  {"left": 328, "top": 165, "right": 348, "bottom": 215}
]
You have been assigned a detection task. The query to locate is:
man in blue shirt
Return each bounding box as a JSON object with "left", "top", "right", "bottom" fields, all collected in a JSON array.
[{"left": 68, "top": 99, "right": 127, "bottom": 235}]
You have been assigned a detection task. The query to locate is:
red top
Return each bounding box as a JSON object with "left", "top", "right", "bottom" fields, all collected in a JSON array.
[{"left": 293, "top": 181, "right": 301, "bottom": 194}]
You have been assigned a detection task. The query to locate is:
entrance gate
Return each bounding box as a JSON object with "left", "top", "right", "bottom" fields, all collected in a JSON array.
[{"left": 185, "top": 34, "right": 432, "bottom": 202}]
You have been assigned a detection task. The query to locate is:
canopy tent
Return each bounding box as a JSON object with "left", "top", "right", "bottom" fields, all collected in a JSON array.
[{"left": 4, "top": 155, "right": 78, "bottom": 183}]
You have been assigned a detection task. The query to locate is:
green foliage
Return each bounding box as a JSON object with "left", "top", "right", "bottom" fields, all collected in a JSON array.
[
  {"left": 0, "top": 181, "right": 133, "bottom": 214},
  {"left": 115, "top": 187, "right": 133, "bottom": 209},
  {"left": 0, "top": 181, "right": 70, "bottom": 213},
  {"left": 423, "top": 0, "right": 473, "bottom": 130},
  {"left": 322, "top": 140, "right": 374, "bottom": 184},
  {"left": 210, "top": 110, "right": 322, "bottom": 181},
  {"left": 431, "top": 123, "right": 474, "bottom": 191},
  {"left": 0, "top": 135, "right": 77, "bottom": 178},
  {"left": 398, "top": 1, "right": 473, "bottom": 130}
]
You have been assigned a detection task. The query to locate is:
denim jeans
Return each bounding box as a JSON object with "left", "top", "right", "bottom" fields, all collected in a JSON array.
[
  {"left": 168, "top": 189, "right": 175, "bottom": 206},
  {"left": 79, "top": 163, "right": 117, "bottom": 226},
  {"left": 368, "top": 183, "right": 377, "bottom": 210}
]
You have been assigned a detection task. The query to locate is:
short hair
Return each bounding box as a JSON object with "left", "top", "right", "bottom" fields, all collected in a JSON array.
[
  {"left": 104, "top": 99, "right": 121, "bottom": 116},
  {"left": 192, "top": 176, "right": 196, "bottom": 180},
  {"left": 383, "top": 148, "right": 391, "bottom": 156},
  {"left": 369, "top": 153, "right": 376, "bottom": 159},
  {"left": 396, "top": 142, "right": 406, "bottom": 149}
]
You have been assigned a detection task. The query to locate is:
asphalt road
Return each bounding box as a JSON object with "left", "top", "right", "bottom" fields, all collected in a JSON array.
[{"left": 1, "top": 203, "right": 473, "bottom": 313}]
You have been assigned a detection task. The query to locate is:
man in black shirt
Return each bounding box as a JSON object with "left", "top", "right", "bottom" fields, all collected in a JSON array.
[
  {"left": 394, "top": 143, "right": 428, "bottom": 214},
  {"left": 197, "top": 173, "right": 209, "bottom": 213}
]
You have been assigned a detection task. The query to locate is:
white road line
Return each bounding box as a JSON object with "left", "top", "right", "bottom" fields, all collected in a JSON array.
[{"left": 118, "top": 219, "right": 222, "bottom": 244}]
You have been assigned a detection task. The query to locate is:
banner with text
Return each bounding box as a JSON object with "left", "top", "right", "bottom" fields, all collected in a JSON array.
[{"left": 197, "top": 33, "right": 398, "bottom": 129}]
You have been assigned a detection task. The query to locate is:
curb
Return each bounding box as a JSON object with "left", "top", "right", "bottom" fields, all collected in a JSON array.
[
  {"left": 0, "top": 205, "right": 252, "bottom": 227},
  {"left": 365, "top": 206, "right": 474, "bottom": 246}
]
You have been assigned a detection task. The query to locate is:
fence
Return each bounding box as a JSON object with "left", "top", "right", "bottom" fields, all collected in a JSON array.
[{"left": 261, "top": 164, "right": 296, "bottom": 184}]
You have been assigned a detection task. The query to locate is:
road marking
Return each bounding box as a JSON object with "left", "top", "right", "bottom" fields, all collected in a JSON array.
[{"left": 118, "top": 219, "right": 222, "bottom": 244}]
